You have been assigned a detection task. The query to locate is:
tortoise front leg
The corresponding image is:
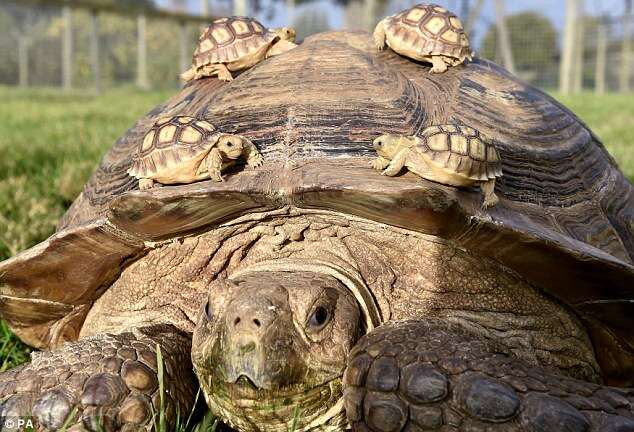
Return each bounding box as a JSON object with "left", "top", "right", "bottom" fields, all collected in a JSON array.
[
  {"left": 266, "top": 40, "right": 298, "bottom": 58},
  {"left": 370, "top": 156, "right": 390, "bottom": 171},
  {"left": 205, "top": 147, "right": 225, "bottom": 182},
  {"left": 382, "top": 149, "right": 410, "bottom": 176},
  {"left": 241, "top": 137, "right": 264, "bottom": 168},
  {"left": 344, "top": 319, "right": 634, "bottom": 431},
  {"left": 373, "top": 18, "right": 388, "bottom": 50},
  {"left": 429, "top": 56, "right": 449, "bottom": 74},
  {"left": 0, "top": 325, "right": 197, "bottom": 431}
]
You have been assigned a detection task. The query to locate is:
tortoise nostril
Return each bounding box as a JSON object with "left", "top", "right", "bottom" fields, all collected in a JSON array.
[
  {"left": 253, "top": 318, "right": 261, "bottom": 327},
  {"left": 234, "top": 317, "right": 241, "bottom": 326}
]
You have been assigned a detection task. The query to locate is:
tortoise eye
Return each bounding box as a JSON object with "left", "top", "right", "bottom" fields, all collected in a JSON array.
[
  {"left": 226, "top": 141, "right": 234, "bottom": 147},
  {"left": 307, "top": 305, "right": 330, "bottom": 331},
  {"left": 376, "top": 140, "right": 383, "bottom": 146}
]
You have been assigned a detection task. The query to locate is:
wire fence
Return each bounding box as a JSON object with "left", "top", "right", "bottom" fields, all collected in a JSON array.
[{"left": 0, "top": 0, "right": 632, "bottom": 92}]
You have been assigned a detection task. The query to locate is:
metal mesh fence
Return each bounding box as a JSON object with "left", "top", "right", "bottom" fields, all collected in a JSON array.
[{"left": 0, "top": 0, "right": 632, "bottom": 92}]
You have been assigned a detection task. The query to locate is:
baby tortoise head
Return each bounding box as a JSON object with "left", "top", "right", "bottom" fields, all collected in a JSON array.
[
  {"left": 373, "top": 134, "right": 416, "bottom": 160},
  {"left": 191, "top": 271, "right": 361, "bottom": 431},
  {"left": 272, "top": 27, "right": 297, "bottom": 43},
  {"left": 216, "top": 134, "right": 246, "bottom": 160}
]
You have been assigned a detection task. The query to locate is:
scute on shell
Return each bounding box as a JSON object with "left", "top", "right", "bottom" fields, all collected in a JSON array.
[
  {"left": 418, "top": 125, "right": 502, "bottom": 181},
  {"left": 127, "top": 116, "right": 219, "bottom": 179},
  {"left": 192, "top": 16, "right": 278, "bottom": 67},
  {"left": 387, "top": 3, "right": 472, "bottom": 61}
]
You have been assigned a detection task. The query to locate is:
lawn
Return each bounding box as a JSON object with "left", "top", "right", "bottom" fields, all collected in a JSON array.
[{"left": 0, "top": 86, "right": 632, "bottom": 425}]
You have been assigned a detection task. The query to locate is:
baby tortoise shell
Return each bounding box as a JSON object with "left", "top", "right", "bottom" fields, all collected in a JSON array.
[
  {"left": 375, "top": 3, "right": 473, "bottom": 72},
  {"left": 372, "top": 125, "right": 503, "bottom": 207},
  {"left": 127, "top": 116, "right": 263, "bottom": 188},
  {"left": 128, "top": 116, "right": 221, "bottom": 181},
  {"left": 420, "top": 124, "right": 502, "bottom": 181},
  {"left": 182, "top": 16, "right": 296, "bottom": 81},
  {"left": 193, "top": 17, "right": 275, "bottom": 69}
]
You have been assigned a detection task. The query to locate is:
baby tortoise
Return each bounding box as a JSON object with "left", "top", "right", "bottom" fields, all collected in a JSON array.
[
  {"left": 374, "top": 3, "right": 472, "bottom": 73},
  {"left": 181, "top": 16, "right": 297, "bottom": 82},
  {"left": 127, "top": 116, "right": 263, "bottom": 189},
  {"left": 373, "top": 125, "right": 502, "bottom": 208}
]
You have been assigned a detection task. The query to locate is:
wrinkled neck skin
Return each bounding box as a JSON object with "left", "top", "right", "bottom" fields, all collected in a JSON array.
[{"left": 82, "top": 207, "right": 600, "bottom": 431}]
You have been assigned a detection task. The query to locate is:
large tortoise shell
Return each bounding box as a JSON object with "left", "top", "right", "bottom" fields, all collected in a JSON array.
[
  {"left": 192, "top": 16, "right": 277, "bottom": 68},
  {"left": 1, "top": 32, "right": 632, "bottom": 386},
  {"left": 386, "top": 3, "right": 472, "bottom": 61},
  {"left": 418, "top": 125, "right": 502, "bottom": 181},
  {"left": 128, "top": 116, "right": 219, "bottom": 179}
]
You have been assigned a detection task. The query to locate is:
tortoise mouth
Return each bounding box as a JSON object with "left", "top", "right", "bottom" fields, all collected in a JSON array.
[
  {"left": 220, "top": 375, "right": 334, "bottom": 403},
  {"left": 205, "top": 376, "right": 346, "bottom": 431}
]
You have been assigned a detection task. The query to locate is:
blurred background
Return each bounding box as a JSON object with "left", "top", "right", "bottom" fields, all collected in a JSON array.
[
  {"left": 0, "top": 0, "right": 632, "bottom": 92},
  {"left": 0, "top": 0, "right": 633, "bottom": 372}
]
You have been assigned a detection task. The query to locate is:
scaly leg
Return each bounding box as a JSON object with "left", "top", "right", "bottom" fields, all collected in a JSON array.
[
  {"left": 382, "top": 149, "right": 410, "bottom": 177},
  {"left": 430, "top": 56, "right": 449, "bottom": 74},
  {"left": 373, "top": 19, "right": 388, "bottom": 51},
  {"left": 205, "top": 147, "right": 225, "bottom": 182},
  {"left": 138, "top": 178, "right": 155, "bottom": 190},
  {"left": 200, "top": 64, "right": 233, "bottom": 82},
  {"left": 344, "top": 319, "right": 634, "bottom": 432},
  {"left": 0, "top": 325, "right": 197, "bottom": 431},
  {"left": 370, "top": 156, "right": 390, "bottom": 171},
  {"left": 266, "top": 40, "right": 298, "bottom": 58},
  {"left": 481, "top": 178, "right": 499, "bottom": 208},
  {"left": 242, "top": 138, "right": 264, "bottom": 168}
]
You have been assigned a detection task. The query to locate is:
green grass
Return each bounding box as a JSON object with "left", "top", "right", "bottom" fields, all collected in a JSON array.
[{"left": 0, "top": 86, "right": 632, "bottom": 428}]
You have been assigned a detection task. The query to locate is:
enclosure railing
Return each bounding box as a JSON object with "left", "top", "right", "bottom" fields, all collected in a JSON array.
[{"left": 4, "top": 0, "right": 216, "bottom": 91}]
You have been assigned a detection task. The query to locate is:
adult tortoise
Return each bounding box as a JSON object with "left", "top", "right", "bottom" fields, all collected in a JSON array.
[{"left": 0, "top": 31, "right": 633, "bottom": 432}]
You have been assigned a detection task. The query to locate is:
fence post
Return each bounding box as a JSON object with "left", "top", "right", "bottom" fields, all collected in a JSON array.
[
  {"left": 620, "top": 0, "right": 632, "bottom": 92},
  {"left": 572, "top": 7, "right": 584, "bottom": 93},
  {"left": 494, "top": 0, "right": 515, "bottom": 74},
  {"left": 595, "top": 17, "right": 607, "bottom": 95},
  {"left": 90, "top": 9, "right": 101, "bottom": 93},
  {"left": 62, "top": 5, "right": 73, "bottom": 90},
  {"left": 179, "top": 21, "right": 189, "bottom": 74},
  {"left": 233, "top": 0, "right": 248, "bottom": 16},
  {"left": 200, "top": 0, "right": 209, "bottom": 16},
  {"left": 465, "top": 0, "right": 485, "bottom": 35},
  {"left": 137, "top": 14, "right": 149, "bottom": 89},
  {"left": 559, "top": 0, "right": 578, "bottom": 94},
  {"left": 18, "top": 36, "right": 29, "bottom": 87}
]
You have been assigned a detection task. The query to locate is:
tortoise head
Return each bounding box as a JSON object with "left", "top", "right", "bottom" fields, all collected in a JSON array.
[
  {"left": 272, "top": 26, "right": 297, "bottom": 42},
  {"left": 216, "top": 134, "right": 246, "bottom": 160},
  {"left": 191, "top": 271, "right": 361, "bottom": 431},
  {"left": 373, "top": 134, "right": 416, "bottom": 159}
]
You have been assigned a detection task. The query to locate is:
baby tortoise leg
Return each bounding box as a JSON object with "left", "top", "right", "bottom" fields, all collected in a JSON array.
[
  {"left": 205, "top": 147, "right": 224, "bottom": 182},
  {"left": 266, "top": 40, "right": 298, "bottom": 58},
  {"left": 429, "top": 56, "right": 449, "bottom": 74},
  {"left": 382, "top": 149, "right": 410, "bottom": 177},
  {"left": 180, "top": 67, "right": 196, "bottom": 82},
  {"left": 344, "top": 319, "right": 634, "bottom": 432},
  {"left": 138, "top": 178, "right": 156, "bottom": 190},
  {"left": 373, "top": 18, "right": 388, "bottom": 50},
  {"left": 242, "top": 138, "right": 264, "bottom": 168},
  {"left": 481, "top": 179, "right": 499, "bottom": 208},
  {"left": 0, "top": 325, "right": 197, "bottom": 432},
  {"left": 370, "top": 156, "right": 390, "bottom": 171},
  {"left": 201, "top": 64, "right": 233, "bottom": 82}
]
